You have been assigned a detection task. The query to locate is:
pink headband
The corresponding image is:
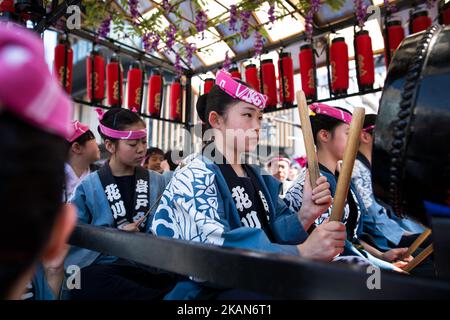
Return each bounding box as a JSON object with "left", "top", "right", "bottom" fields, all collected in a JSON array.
[
  {"left": 95, "top": 108, "right": 146, "bottom": 140},
  {"left": 0, "top": 22, "right": 73, "bottom": 139},
  {"left": 309, "top": 103, "right": 352, "bottom": 124},
  {"left": 363, "top": 125, "right": 375, "bottom": 132},
  {"left": 215, "top": 69, "right": 268, "bottom": 109},
  {"left": 68, "top": 120, "right": 90, "bottom": 142}
]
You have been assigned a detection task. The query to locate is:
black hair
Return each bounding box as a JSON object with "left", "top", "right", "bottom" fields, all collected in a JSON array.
[
  {"left": 69, "top": 129, "right": 95, "bottom": 147},
  {"left": 310, "top": 107, "right": 352, "bottom": 146},
  {"left": 164, "top": 149, "right": 184, "bottom": 171},
  {"left": 143, "top": 147, "right": 164, "bottom": 165},
  {"left": 196, "top": 81, "right": 249, "bottom": 136},
  {"left": 363, "top": 114, "right": 377, "bottom": 134},
  {"left": 0, "top": 111, "right": 67, "bottom": 299},
  {"left": 97, "top": 108, "right": 146, "bottom": 144}
]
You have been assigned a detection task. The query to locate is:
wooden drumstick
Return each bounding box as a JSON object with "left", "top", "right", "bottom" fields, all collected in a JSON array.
[
  {"left": 404, "top": 228, "right": 432, "bottom": 258},
  {"left": 329, "top": 107, "right": 365, "bottom": 222},
  {"left": 296, "top": 90, "right": 320, "bottom": 188},
  {"left": 404, "top": 244, "right": 433, "bottom": 273}
]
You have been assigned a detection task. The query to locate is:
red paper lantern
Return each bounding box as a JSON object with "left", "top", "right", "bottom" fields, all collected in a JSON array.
[
  {"left": 0, "top": 0, "right": 14, "bottom": 12},
  {"left": 229, "top": 67, "right": 241, "bottom": 79},
  {"left": 86, "top": 50, "right": 105, "bottom": 103},
  {"left": 53, "top": 37, "right": 73, "bottom": 94},
  {"left": 126, "top": 62, "right": 143, "bottom": 111},
  {"left": 354, "top": 30, "right": 375, "bottom": 91},
  {"left": 384, "top": 20, "right": 405, "bottom": 66},
  {"left": 410, "top": 10, "right": 432, "bottom": 34},
  {"left": 278, "top": 52, "right": 295, "bottom": 105},
  {"left": 106, "top": 55, "right": 123, "bottom": 107},
  {"left": 441, "top": 2, "right": 450, "bottom": 25},
  {"left": 261, "top": 59, "right": 277, "bottom": 108},
  {"left": 148, "top": 70, "right": 163, "bottom": 118},
  {"left": 299, "top": 44, "right": 317, "bottom": 100},
  {"left": 170, "top": 79, "right": 182, "bottom": 121},
  {"left": 203, "top": 78, "right": 214, "bottom": 94},
  {"left": 245, "top": 64, "right": 260, "bottom": 92},
  {"left": 330, "top": 37, "right": 349, "bottom": 95}
]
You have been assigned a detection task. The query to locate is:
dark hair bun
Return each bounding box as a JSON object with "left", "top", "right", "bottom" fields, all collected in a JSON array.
[{"left": 196, "top": 94, "right": 208, "bottom": 122}]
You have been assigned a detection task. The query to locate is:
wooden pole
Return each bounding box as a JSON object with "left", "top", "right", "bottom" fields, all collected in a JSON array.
[
  {"left": 329, "top": 107, "right": 365, "bottom": 222},
  {"left": 296, "top": 90, "right": 320, "bottom": 188},
  {"left": 404, "top": 244, "right": 433, "bottom": 273},
  {"left": 404, "top": 228, "right": 432, "bottom": 257}
]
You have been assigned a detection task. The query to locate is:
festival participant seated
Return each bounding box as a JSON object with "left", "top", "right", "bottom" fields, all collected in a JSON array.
[
  {"left": 0, "top": 23, "right": 76, "bottom": 299},
  {"left": 142, "top": 147, "right": 165, "bottom": 173},
  {"left": 64, "top": 120, "right": 100, "bottom": 202},
  {"left": 66, "top": 108, "right": 176, "bottom": 300},
  {"left": 284, "top": 103, "right": 411, "bottom": 271},
  {"left": 151, "top": 70, "right": 347, "bottom": 300},
  {"left": 352, "top": 114, "right": 430, "bottom": 252},
  {"left": 266, "top": 155, "right": 293, "bottom": 197}
]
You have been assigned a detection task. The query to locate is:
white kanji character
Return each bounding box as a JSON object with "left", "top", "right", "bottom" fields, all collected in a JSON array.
[
  {"left": 135, "top": 198, "right": 149, "bottom": 210},
  {"left": 111, "top": 200, "right": 126, "bottom": 219},
  {"left": 259, "top": 190, "right": 269, "bottom": 212},
  {"left": 241, "top": 211, "right": 261, "bottom": 229},
  {"left": 105, "top": 184, "right": 121, "bottom": 202},
  {"left": 231, "top": 186, "right": 252, "bottom": 212},
  {"left": 136, "top": 179, "right": 148, "bottom": 194}
]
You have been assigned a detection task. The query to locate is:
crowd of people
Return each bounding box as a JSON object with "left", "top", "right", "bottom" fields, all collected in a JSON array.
[{"left": 0, "top": 23, "right": 433, "bottom": 301}]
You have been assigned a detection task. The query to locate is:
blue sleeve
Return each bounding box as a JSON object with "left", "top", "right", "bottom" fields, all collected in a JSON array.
[
  {"left": 69, "top": 180, "right": 92, "bottom": 224},
  {"left": 151, "top": 160, "right": 300, "bottom": 256}
]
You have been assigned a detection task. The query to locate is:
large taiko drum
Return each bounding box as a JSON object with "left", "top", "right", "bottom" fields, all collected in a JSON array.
[{"left": 372, "top": 25, "right": 450, "bottom": 226}]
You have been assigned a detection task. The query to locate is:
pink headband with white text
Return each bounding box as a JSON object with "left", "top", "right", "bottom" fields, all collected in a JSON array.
[
  {"left": 96, "top": 108, "right": 147, "bottom": 140},
  {"left": 309, "top": 103, "right": 352, "bottom": 124},
  {"left": 215, "top": 69, "right": 268, "bottom": 109},
  {"left": 363, "top": 125, "right": 375, "bottom": 132}
]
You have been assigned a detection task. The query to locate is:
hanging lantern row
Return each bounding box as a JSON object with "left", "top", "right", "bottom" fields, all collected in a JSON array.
[{"left": 54, "top": 41, "right": 184, "bottom": 122}]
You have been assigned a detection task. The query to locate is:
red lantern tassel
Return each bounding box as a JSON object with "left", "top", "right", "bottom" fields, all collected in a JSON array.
[
  {"left": 106, "top": 55, "right": 123, "bottom": 107},
  {"left": 126, "top": 62, "right": 143, "bottom": 111},
  {"left": 86, "top": 50, "right": 105, "bottom": 103},
  {"left": 170, "top": 79, "right": 182, "bottom": 121},
  {"left": 54, "top": 37, "right": 73, "bottom": 94},
  {"left": 203, "top": 78, "right": 214, "bottom": 94},
  {"left": 299, "top": 44, "right": 317, "bottom": 100},
  {"left": 330, "top": 37, "right": 349, "bottom": 95},
  {"left": 278, "top": 52, "right": 295, "bottom": 105},
  {"left": 410, "top": 10, "right": 432, "bottom": 34},
  {"left": 355, "top": 30, "right": 375, "bottom": 92},
  {"left": 261, "top": 59, "right": 277, "bottom": 108},
  {"left": 229, "top": 67, "right": 242, "bottom": 80},
  {"left": 148, "top": 70, "right": 163, "bottom": 118},
  {"left": 384, "top": 20, "right": 405, "bottom": 66},
  {"left": 245, "top": 64, "right": 260, "bottom": 92}
]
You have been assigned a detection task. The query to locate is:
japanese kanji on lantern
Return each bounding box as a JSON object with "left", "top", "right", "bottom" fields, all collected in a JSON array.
[
  {"left": 170, "top": 78, "right": 182, "bottom": 121},
  {"left": 245, "top": 64, "right": 260, "bottom": 92},
  {"left": 229, "top": 66, "right": 241, "bottom": 79},
  {"left": 148, "top": 70, "right": 163, "bottom": 118},
  {"left": 278, "top": 52, "right": 295, "bottom": 105},
  {"left": 440, "top": 1, "right": 450, "bottom": 25},
  {"left": 299, "top": 44, "right": 317, "bottom": 100},
  {"left": 354, "top": 29, "right": 375, "bottom": 92},
  {"left": 410, "top": 10, "right": 432, "bottom": 34},
  {"left": 384, "top": 19, "right": 405, "bottom": 66},
  {"left": 106, "top": 54, "right": 123, "bottom": 107},
  {"left": 330, "top": 37, "right": 349, "bottom": 96},
  {"left": 260, "top": 59, "right": 277, "bottom": 108},
  {"left": 86, "top": 49, "right": 105, "bottom": 103},
  {"left": 53, "top": 35, "right": 73, "bottom": 94},
  {"left": 126, "top": 62, "right": 144, "bottom": 111},
  {"left": 203, "top": 78, "right": 214, "bottom": 94}
]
